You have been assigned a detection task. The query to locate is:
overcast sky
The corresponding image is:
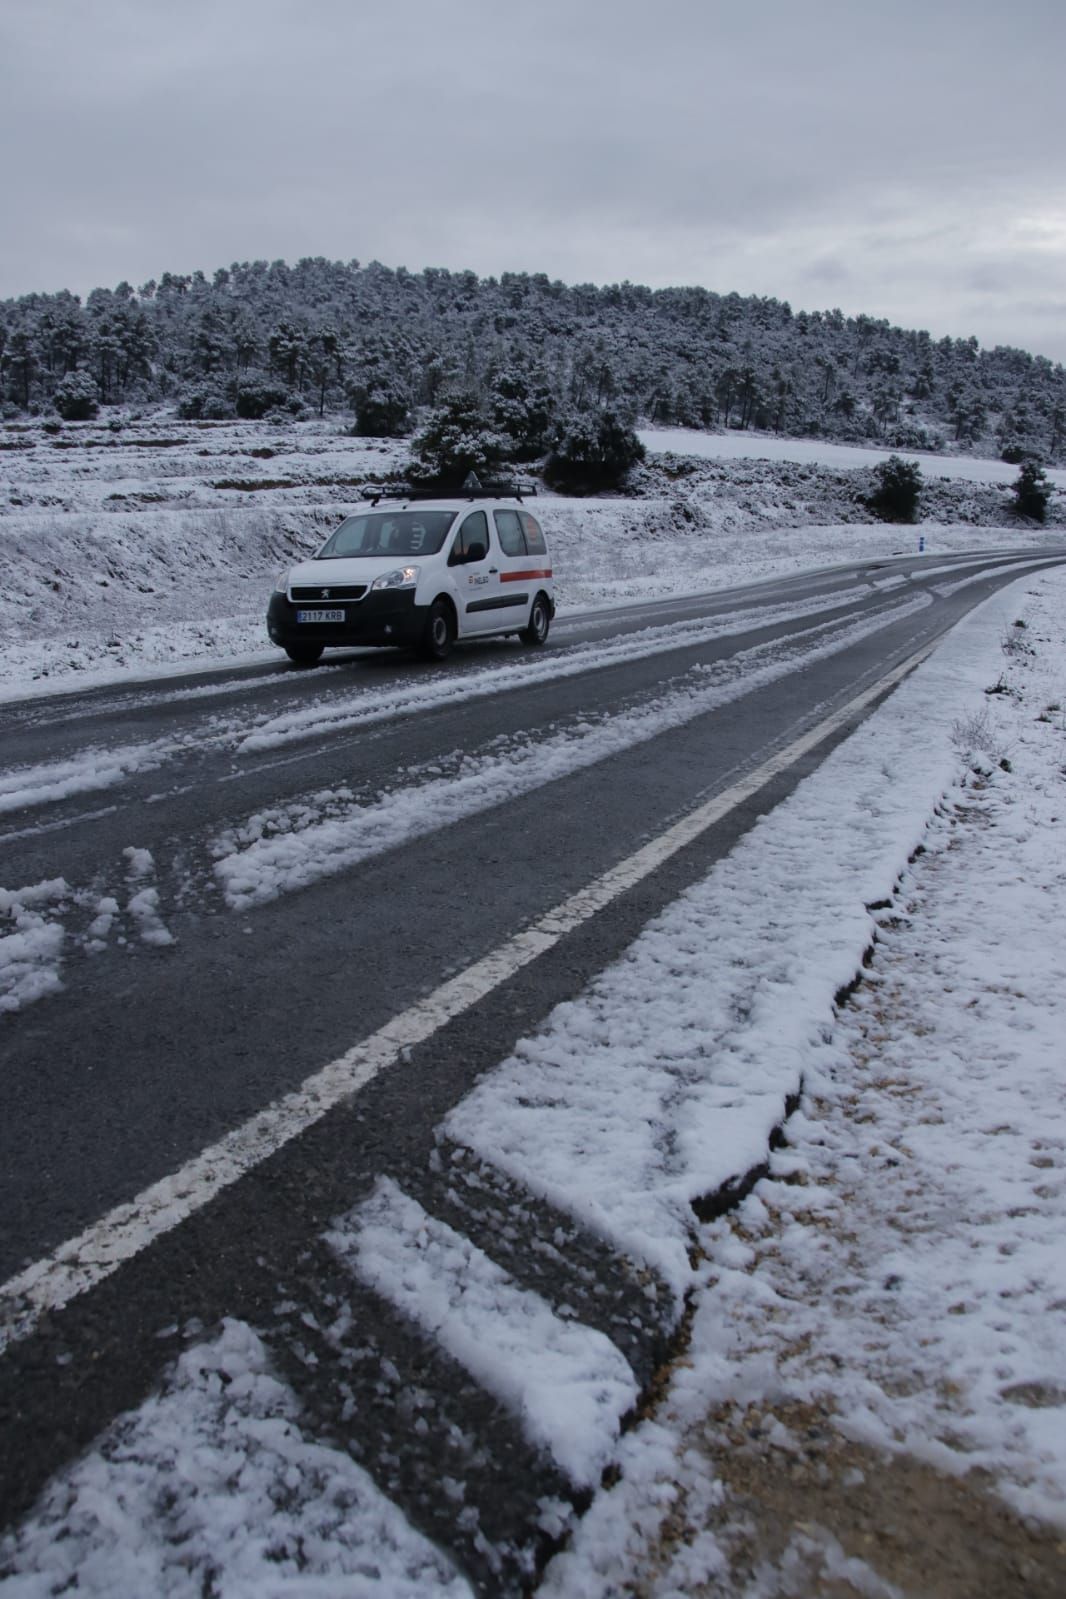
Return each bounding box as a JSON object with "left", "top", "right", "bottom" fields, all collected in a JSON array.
[{"left": 3, "top": 0, "right": 1065, "bottom": 359}]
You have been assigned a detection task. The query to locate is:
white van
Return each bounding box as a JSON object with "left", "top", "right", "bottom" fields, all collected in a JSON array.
[{"left": 267, "top": 490, "right": 555, "bottom": 664}]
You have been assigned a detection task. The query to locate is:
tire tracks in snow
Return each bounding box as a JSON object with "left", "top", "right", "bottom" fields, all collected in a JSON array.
[{"left": 1, "top": 590, "right": 927, "bottom": 1014}]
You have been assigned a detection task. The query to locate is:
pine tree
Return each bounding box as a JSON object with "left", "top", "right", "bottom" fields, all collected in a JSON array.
[
  {"left": 1011, "top": 461, "right": 1051, "bottom": 523},
  {"left": 410, "top": 392, "right": 508, "bottom": 485}
]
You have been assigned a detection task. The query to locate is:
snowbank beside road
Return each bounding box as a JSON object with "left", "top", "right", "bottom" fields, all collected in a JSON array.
[
  {"left": 446, "top": 568, "right": 1029, "bottom": 1302},
  {"left": 543, "top": 564, "right": 1066, "bottom": 1595}
]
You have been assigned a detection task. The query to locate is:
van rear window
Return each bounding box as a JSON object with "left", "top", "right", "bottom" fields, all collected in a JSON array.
[{"left": 520, "top": 512, "right": 547, "bottom": 555}]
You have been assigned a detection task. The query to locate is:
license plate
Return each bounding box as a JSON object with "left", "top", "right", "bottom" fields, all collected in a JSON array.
[{"left": 296, "top": 608, "right": 345, "bottom": 624}]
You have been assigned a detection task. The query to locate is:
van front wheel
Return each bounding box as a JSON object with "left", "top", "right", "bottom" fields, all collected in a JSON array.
[
  {"left": 420, "top": 599, "right": 456, "bottom": 661},
  {"left": 284, "top": 642, "right": 324, "bottom": 665}
]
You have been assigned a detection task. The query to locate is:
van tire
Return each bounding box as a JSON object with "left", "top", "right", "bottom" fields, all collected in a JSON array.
[
  {"left": 420, "top": 599, "right": 456, "bottom": 661},
  {"left": 284, "top": 642, "right": 324, "bottom": 665},
  {"left": 521, "top": 593, "right": 551, "bottom": 646}
]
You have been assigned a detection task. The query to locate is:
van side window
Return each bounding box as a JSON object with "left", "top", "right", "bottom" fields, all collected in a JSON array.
[
  {"left": 493, "top": 509, "right": 526, "bottom": 558},
  {"left": 519, "top": 511, "right": 548, "bottom": 556},
  {"left": 449, "top": 510, "right": 489, "bottom": 565}
]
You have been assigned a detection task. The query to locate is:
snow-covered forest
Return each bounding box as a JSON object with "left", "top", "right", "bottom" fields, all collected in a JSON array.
[{"left": 3, "top": 257, "right": 1065, "bottom": 465}]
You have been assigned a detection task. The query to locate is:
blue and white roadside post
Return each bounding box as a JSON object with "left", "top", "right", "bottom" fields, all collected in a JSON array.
[{"left": 918, "top": 534, "right": 926, "bottom": 553}]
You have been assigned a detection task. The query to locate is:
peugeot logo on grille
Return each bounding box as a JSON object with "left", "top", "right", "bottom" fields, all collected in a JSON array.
[{"left": 320, "top": 588, "right": 331, "bottom": 599}]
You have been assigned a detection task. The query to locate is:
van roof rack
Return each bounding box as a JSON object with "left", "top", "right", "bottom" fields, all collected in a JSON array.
[{"left": 367, "top": 473, "right": 537, "bottom": 505}]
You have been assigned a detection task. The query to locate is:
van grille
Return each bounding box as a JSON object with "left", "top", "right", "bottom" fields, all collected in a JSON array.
[{"left": 291, "top": 584, "right": 368, "bottom": 602}]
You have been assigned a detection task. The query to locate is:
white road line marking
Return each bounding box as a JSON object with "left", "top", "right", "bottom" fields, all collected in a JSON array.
[
  {"left": 0, "top": 640, "right": 935, "bottom": 1355},
  {"left": 334, "top": 1177, "right": 639, "bottom": 1488}
]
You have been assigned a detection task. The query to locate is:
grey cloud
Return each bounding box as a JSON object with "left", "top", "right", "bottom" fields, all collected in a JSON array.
[
  {"left": 801, "top": 257, "right": 854, "bottom": 289},
  {"left": 2, "top": 0, "right": 1065, "bottom": 359}
]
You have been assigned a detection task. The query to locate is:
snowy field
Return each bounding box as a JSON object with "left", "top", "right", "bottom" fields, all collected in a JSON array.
[
  {"left": 3, "top": 422, "right": 1066, "bottom": 1593},
  {"left": 641, "top": 424, "right": 1066, "bottom": 489}
]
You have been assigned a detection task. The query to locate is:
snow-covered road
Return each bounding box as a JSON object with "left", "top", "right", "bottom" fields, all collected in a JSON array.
[
  {"left": 3, "top": 418, "right": 1066, "bottom": 1595},
  {"left": 4, "top": 560, "right": 1065, "bottom": 1593},
  {"left": 1, "top": 559, "right": 989, "bottom": 1018}
]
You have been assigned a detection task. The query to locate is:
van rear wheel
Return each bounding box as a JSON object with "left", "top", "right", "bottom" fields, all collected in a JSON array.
[{"left": 521, "top": 593, "right": 551, "bottom": 646}]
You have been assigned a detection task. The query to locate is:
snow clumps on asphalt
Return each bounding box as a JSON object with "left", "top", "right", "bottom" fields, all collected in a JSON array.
[{"left": 0, "top": 1318, "right": 474, "bottom": 1597}]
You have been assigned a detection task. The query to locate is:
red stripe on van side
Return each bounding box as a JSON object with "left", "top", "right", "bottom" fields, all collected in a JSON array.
[{"left": 500, "top": 568, "right": 553, "bottom": 582}]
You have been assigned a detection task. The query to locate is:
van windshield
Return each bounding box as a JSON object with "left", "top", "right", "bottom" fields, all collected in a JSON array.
[{"left": 316, "top": 511, "right": 456, "bottom": 560}]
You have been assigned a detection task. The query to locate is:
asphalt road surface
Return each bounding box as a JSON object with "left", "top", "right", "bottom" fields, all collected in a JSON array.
[{"left": 2, "top": 546, "right": 1063, "bottom": 1592}]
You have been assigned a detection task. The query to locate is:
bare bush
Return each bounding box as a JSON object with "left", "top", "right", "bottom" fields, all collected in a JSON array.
[
  {"left": 1001, "top": 617, "right": 1035, "bottom": 660},
  {"left": 951, "top": 706, "right": 1007, "bottom": 762}
]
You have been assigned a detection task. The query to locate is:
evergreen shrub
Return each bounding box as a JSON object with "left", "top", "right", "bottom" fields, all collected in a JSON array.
[
  {"left": 544, "top": 407, "right": 646, "bottom": 493},
  {"left": 52, "top": 370, "right": 99, "bottom": 421},
  {"left": 235, "top": 375, "right": 290, "bottom": 419},
  {"left": 349, "top": 381, "right": 410, "bottom": 437},
  {"left": 1011, "top": 461, "right": 1051, "bottom": 522},
  {"left": 871, "top": 454, "right": 923, "bottom": 522}
]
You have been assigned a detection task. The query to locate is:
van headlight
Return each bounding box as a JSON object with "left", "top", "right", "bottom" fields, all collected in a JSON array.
[
  {"left": 371, "top": 565, "right": 420, "bottom": 591},
  {"left": 274, "top": 572, "right": 289, "bottom": 594}
]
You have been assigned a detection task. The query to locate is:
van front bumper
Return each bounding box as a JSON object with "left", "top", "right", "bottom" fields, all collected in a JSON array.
[{"left": 267, "top": 590, "right": 426, "bottom": 649}]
